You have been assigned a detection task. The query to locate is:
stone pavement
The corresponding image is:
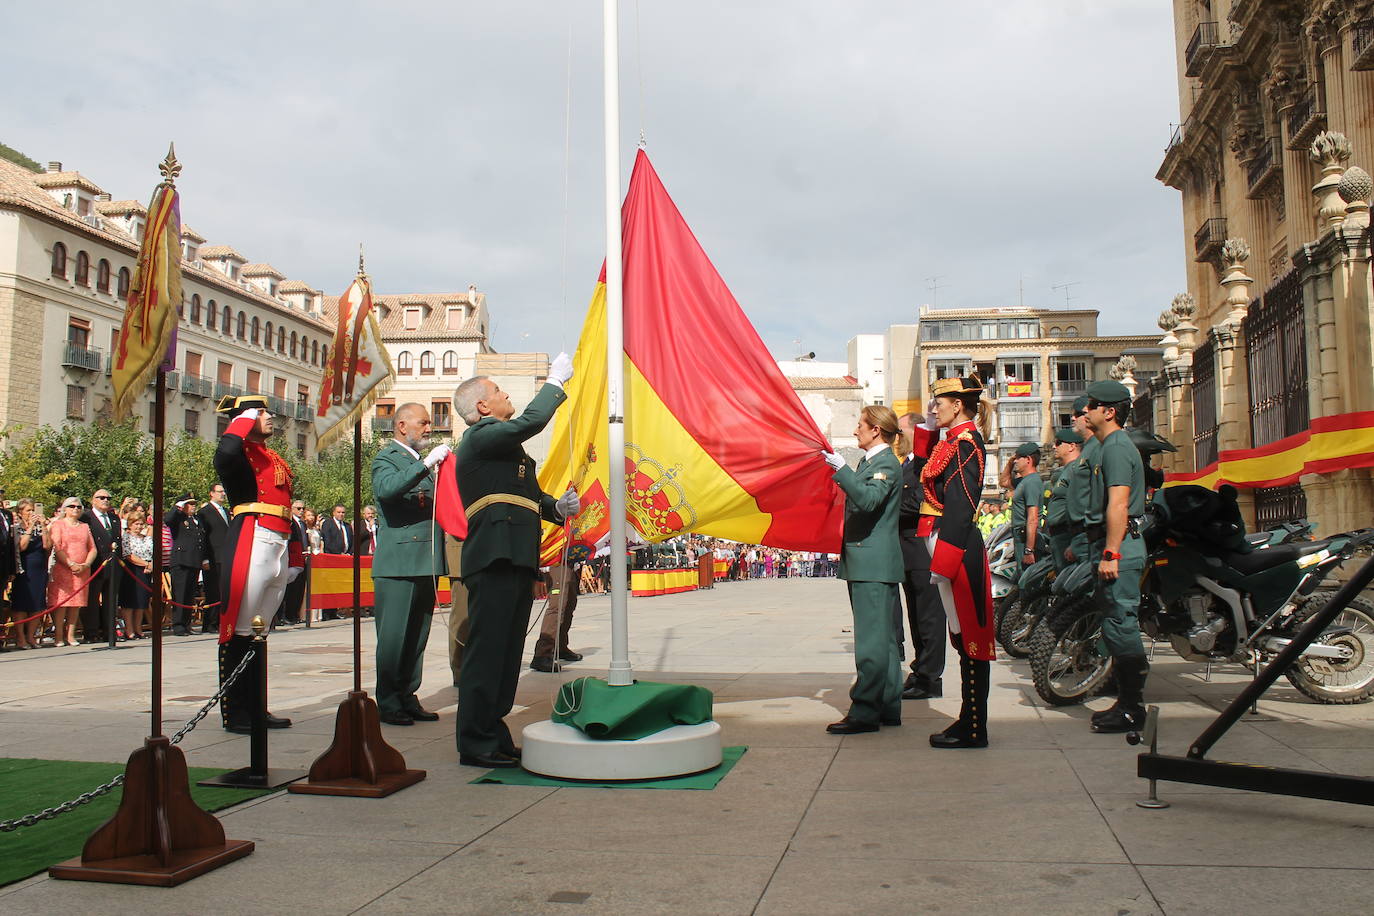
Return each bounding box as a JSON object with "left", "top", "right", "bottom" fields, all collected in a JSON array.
[{"left": 2, "top": 576, "right": 1373, "bottom": 914}]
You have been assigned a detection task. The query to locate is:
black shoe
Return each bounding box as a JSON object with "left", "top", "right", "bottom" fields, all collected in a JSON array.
[
  {"left": 406, "top": 707, "right": 440, "bottom": 722},
  {"left": 881, "top": 717, "right": 902, "bottom": 727},
  {"left": 500, "top": 745, "right": 522, "bottom": 759},
  {"left": 1090, "top": 702, "right": 1122, "bottom": 725},
  {"left": 826, "top": 717, "right": 879, "bottom": 735},
  {"left": 902, "top": 685, "right": 942, "bottom": 700},
  {"left": 266, "top": 713, "right": 292, "bottom": 729},
  {"left": 225, "top": 720, "right": 252, "bottom": 735},
  {"left": 557, "top": 649, "right": 583, "bottom": 662},
  {"left": 903, "top": 672, "right": 920, "bottom": 691},
  {"left": 381, "top": 712, "right": 415, "bottom": 726},
  {"left": 459, "top": 751, "right": 520, "bottom": 769},
  {"left": 1091, "top": 706, "right": 1145, "bottom": 734},
  {"left": 929, "top": 730, "right": 989, "bottom": 749},
  {"left": 529, "top": 656, "right": 561, "bottom": 673},
  {"left": 172, "top": 627, "right": 189, "bottom": 636}
]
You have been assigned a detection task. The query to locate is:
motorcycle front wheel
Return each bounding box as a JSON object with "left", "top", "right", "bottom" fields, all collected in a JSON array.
[
  {"left": 1029, "top": 596, "right": 1113, "bottom": 706},
  {"left": 1285, "top": 592, "right": 1374, "bottom": 704},
  {"left": 998, "top": 594, "right": 1047, "bottom": 659}
]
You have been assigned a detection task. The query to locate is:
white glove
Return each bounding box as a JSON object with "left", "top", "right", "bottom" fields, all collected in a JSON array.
[
  {"left": 821, "top": 451, "right": 846, "bottom": 470},
  {"left": 236, "top": 407, "right": 261, "bottom": 423},
  {"left": 930, "top": 570, "right": 950, "bottom": 586},
  {"left": 922, "top": 399, "right": 940, "bottom": 431},
  {"left": 555, "top": 487, "right": 580, "bottom": 519},
  {"left": 287, "top": 566, "right": 303, "bottom": 584},
  {"left": 548, "top": 351, "right": 574, "bottom": 387},
  {"left": 423, "top": 443, "right": 451, "bottom": 469}
]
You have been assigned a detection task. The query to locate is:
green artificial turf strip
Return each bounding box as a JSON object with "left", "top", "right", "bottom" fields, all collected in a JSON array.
[
  {"left": 470, "top": 745, "right": 747, "bottom": 789},
  {"left": 0, "top": 757, "right": 271, "bottom": 887}
]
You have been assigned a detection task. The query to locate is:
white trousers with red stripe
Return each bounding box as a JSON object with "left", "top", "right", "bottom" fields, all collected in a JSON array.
[{"left": 233, "top": 524, "right": 289, "bottom": 636}]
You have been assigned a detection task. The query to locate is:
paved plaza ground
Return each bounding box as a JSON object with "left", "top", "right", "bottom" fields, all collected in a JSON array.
[{"left": 2, "top": 576, "right": 1373, "bottom": 914}]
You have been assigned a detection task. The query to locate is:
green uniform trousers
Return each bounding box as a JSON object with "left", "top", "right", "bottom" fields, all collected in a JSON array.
[
  {"left": 847, "top": 580, "right": 903, "bottom": 724},
  {"left": 1096, "top": 558, "right": 1146, "bottom": 657},
  {"left": 456, "top": 561, "right": 535, "bottom": 757},
  {"left": 1048, "top": 532, "right": 1075, "bottom": 572},
  {"left": 372, "top": 576, "right": 438, "bottom": 718}
]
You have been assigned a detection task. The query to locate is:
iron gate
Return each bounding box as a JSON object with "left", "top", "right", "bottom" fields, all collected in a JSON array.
[
  {"left": 1192, "top": 338, "right": 1218, "bottom": 467},
  {"left": 1245, "top": 269, "right": 1309, "bottom": 446}
]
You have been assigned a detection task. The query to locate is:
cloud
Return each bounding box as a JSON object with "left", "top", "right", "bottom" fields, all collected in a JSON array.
[{"left": 1, "top": 0, "right": 1183, "bottom": 363}]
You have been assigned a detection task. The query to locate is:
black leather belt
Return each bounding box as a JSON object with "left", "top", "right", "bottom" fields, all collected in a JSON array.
[
  {"left": 1085, "top": 518, "right": 1142, "bottom": 542},
  {"left": 1047, "top": 522, "right": 1080, "bottom": 536}
]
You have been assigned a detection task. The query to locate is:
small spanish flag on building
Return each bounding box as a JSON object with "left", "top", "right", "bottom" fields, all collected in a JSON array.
[{"left": 1005, "top": 380, "right": 1033, "bottom": 397}]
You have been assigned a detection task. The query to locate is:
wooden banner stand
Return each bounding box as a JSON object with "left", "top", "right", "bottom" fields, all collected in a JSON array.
[
  {"left": 49, "top": 736, "right": 254, "bottom": 886},
  {"left": 287, "top": 405, "right": 425, "bottom": 797}
]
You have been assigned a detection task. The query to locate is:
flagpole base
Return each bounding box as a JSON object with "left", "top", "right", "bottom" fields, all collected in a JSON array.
[
  {"left": 287, "top": 690, "right": 427, "bottom": 798},
  {"left": 520, "top": 720, "right": 722, "bottom": 781}
]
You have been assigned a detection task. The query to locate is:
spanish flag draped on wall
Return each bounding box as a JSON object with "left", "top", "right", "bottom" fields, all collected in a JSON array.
[
  {"left": 111, "top": 153, "right": 182, "bottom": 422},
  {"left": 539, "top": 150, "right": 844, "bottom": 565},
  {"left": 313, "top": 268, "right": 394, "bottom": 452},
  {"left": 1164, "top": 410, "right": 1374, "bottom": 490}
]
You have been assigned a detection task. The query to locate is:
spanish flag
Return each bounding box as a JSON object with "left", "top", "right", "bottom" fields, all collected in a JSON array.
[
  {"left": 1005, "top": 380, "right": 1032, "bottom": 397},
  {"left": 540, "top": 150, "right": 844, "bottom": 565},
  {"left": 1165, "top": 410, "right": 1374, "bottom": 490},
  {"left": 111, "top": 152, "right": 182, "bottom": 422}
]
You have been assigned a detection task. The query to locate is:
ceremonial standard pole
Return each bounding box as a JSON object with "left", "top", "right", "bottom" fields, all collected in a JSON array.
[{"left": 604, "top": 0, "right": 633, "bottom": 688}]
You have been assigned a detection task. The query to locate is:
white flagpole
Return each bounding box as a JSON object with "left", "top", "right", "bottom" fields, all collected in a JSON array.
[{"left": 604, "top": 0, "right": 633, "bottom": 687}]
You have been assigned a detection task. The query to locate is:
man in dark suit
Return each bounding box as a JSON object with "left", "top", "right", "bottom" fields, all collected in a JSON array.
[
  {"left": 81, "top": 488, "right": 122, "bottom": 643},
  {"left": 359, "top": 505, "right": 377, "bottom": 557},
  {"left": 277, "top": 501, "right": 310, "bottom": 625},
  {"left": 0, "top": 490, "right": 15, "bottom": 619},
  {"left": 165, "top": 494, "right": 208, "bottom": 635},
  {"left": 196, "top": 483, "right": 231, "bottom": 634},
  {"left": 897, "top": 409, "right": 946, "bottom": 700},
  {"left": 452, "top": 354, "right": 577, "bottom": 768},
  {"left": 322, "top": 504, "right": 354, "bottom": 555}
]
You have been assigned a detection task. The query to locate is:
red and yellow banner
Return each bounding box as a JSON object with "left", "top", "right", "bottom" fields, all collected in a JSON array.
[
  {"left": 540, "top": 150, "right": 844, "bottom": 564},
  {"left": 308, "top": 554, "right": 452, "bottom": 610},
  {"left": 1165, "top": 410, "right": 1374, "bottom": 490},
  {"left": 1005, "top": 381, "right": 1033, "bottom": 397},
  {"left": 314, "top": 273, "right": 394, "bottom": 452},
  {"left": 630, "top": 568, "right": 698, "bottom": 597},
  {"left": 112, "top": 176, "right": 181, "bottom": 421}
]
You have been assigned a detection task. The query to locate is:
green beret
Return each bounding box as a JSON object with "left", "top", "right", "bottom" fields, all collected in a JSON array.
[
  {"left": 1054, "top": 427, "right": 1084, "bottom": 445},
  {"left": 1014, "top": 441, "right": 1040, "bottom": 458},
  {"left": 1072, "top": 395, "right": 1091, "bottom": 413},
  {"left": 1086, "top": 379, "right": 1131, "bottom": 403}
]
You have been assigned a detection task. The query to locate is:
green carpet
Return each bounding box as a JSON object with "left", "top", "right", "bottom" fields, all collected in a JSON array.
[
  {"left": 0, "top": 757, "right": 272, "bottom": 887},
  {"left": 471, "top": 745, "right": 747, "bottom": 789}
]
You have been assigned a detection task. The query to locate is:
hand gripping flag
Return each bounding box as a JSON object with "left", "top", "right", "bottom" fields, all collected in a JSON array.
[
  {"left": 111, "top": 151, "right": 182, "bottom": 421},
  {"left": 539, "top": 150, "right": 844, "bottom": 565},
  {"left": 314, "top": 270, "right": 394, "bottom": 452}
]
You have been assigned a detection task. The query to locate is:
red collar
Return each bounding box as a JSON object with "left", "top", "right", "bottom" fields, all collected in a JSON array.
[{"left": 947, "top": 420, "right": 976, "bottom": 438}]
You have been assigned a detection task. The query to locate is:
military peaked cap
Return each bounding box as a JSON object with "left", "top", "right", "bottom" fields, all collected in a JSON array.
[
  {"left": 1014, "top": 441, "right": 1040, "bottom": 458},
  {"left": 1054, "top": 428, "right": 1084, "bottom": 445},
  {"left": 931, "top": 374, "right": 984, "bottom": 397},
  {"left": 1086, "top": 379, "right": 1132, "bottom": 404}
]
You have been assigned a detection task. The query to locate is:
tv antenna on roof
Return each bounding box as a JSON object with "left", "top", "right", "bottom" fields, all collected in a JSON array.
[
  {"left": 925, "top": 275, "right": 947, "bottom": 309},
  {"left": 1051, "top": 281, "right": 1080, "bottom": 307}
]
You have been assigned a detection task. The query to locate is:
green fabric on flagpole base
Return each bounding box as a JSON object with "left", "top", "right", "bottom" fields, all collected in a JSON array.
[
  {"left": 471, "top": 746, "right": 747, "bottom": 789},
  {"left": 0, "top": 757, "right": 272, "bottom": 888},
  {"left": 551, "top": 677, "right": 713, "bottom": 740}
]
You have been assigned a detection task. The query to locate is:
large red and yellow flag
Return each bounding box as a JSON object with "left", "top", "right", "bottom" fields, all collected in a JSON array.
[
  {"left": 1165, "top": 410, "right": 1374, "bottom": 490},
  {"left": 540, "top": 150, "right": 844, "bottom": 564},
  {"left": 111, "top": 151, "right": 182, "bottom": 422},
  {"left": 314, "top": 270, "right": 394, "bottom": 452}
]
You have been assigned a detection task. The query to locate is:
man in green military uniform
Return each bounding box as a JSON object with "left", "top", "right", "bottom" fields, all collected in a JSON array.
[
  {"left": 1082, "top": 379, "right": 1149, "bottom": 734},
  {"left": 452, "top": 354, "right": 578, "bottom": 768},
  {"left": 370, "top": 402, "right": 451, "bottom": 726},
  {"left": 1010, "top": 441, "right": 1043, "bottom": 571},
  {"left": 1064, "top": 395, "right": 1100, "bottom": 565},
  {"left": 1045, "top": 428, "right": 1083, "bottom": 570}
]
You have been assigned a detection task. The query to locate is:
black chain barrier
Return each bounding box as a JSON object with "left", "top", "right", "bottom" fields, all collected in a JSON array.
[{"left": 0, "top": 647, "right": 258, "bottom": 833}]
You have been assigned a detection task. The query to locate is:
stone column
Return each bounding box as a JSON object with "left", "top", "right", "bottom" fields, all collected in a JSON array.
[
  {"left": 1162, "top": 364, "right": 1193, "bottom": 475},
  {"left": 1311, "top": 131, "right": 1352, "bottom": 233}
]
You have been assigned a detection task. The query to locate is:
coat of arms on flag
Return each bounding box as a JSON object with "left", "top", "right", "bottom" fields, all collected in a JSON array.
[{"left": 314, "top": 260, "right": 394, "bottom": 452}]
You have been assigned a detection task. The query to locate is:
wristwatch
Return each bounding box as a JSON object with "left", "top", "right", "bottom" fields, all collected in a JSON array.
[{"left": 1101, "top": 549, "right": 1122, "bottom": 561}]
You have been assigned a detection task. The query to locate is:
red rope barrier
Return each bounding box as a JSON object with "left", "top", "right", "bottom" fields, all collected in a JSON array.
[
  {"left": 1, "top": 557, "right": 112, "bottom": 628},
  {"left": 117, "top": 557, "right": 220, "bottom": 611}
]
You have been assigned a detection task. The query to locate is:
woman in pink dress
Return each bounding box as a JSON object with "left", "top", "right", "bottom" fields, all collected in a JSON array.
[{"left": 48, "top": 497, "right": 97, "bottom": 647}]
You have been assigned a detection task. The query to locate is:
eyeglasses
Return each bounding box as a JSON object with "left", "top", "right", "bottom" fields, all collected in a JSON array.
[
  {"left": 63, "top": 503, "right": 82, "bottom": 510},
  {"left": 94, "top": 494, "right": 111, "bottom": 500},
  {"left": 1085, "top": 400, "right": 1103, "bottom": 411}
]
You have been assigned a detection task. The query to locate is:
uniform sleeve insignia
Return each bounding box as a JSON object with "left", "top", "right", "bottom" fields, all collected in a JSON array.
[{"left": 872, "top": 472, "right": 887, "bottom": 480}]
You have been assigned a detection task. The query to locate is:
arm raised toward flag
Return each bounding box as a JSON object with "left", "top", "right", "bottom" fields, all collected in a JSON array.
[{"left": 464, "top": 384, "right": 568, "bottom": 456}]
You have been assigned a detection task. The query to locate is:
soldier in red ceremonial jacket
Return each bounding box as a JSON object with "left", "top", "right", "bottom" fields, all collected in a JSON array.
[
  {"left": 915, "top": 376, "right": 995, "bottom": 749},
  {"left": 213, "top": 395, "right": 302, "bottom": 733}
]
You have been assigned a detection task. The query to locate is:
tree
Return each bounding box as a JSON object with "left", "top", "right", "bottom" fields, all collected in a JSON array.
[{"left": 279, "top": 432, "right": 387, "bottom": 514}]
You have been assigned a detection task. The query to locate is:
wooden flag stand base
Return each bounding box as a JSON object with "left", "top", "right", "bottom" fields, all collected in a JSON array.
[
  {"left": 287, "top": 690, "right": 426, "bottom": 798},
  {"left": 49, "top": 736, "right": 254, "bottom": 887}
]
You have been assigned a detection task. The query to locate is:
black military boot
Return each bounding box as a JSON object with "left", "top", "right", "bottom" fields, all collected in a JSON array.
[
  {"left": 220, "top": 635, "right": 254, "bottom": 732},
  {"left": 929, "top": 654, "right": 989, "bottom": 748},
  {"left": 1092, "top": 655, "right": 1148, "bottom": 733}
]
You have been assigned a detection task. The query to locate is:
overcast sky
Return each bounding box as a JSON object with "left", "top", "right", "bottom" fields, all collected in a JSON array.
[{"left": 3, "top": 1, "right": 1183, "bottom": 363}]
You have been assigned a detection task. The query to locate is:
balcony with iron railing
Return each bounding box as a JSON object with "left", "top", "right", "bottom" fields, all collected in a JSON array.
[
  {"left": 180, "top": 374, "right": 214, "bottom": 398},
  {"left": 295, "top": 402, "right": 313, "bottom": 422},
  {"left": 1246, "top": 138, "right": 1282, "bottom": 198},
  {"left": 372, "top": 416, "right": 395, "bottom": 433},
  {"left": 1286, "top": 84, "right": 1326, "bottom": 148},
  {"left": 63, "top": 343, "right": 103, "bottom": 371},
  {"left": 1194, "top": 217, "right": 1226, "bottom": 261},
  {"left": 1353, "top": 19, "right": 1374, "bottom": 70},
  {"left": 998, "top": 426, "right": 1042, "bottom": 447},
  {"left": 1185, "top": 21, "right": 1221, "bottom": 77},
  {"left": 266, "top": 395, "right": 294, "bottom": 417},
  {"left": 214, "top": 381, "right": 242, "bottom": 400},
  {"left": 1052, "top": 378, "right": 1089, "bottom": 397}
]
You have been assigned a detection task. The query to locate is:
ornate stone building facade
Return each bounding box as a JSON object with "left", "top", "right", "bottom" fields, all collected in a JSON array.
[{"left": 1154, "top": 0, "right": 1374, "bottom": 534}]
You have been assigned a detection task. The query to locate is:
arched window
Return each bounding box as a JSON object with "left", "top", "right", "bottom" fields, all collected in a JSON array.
[
  {"left": 190, "top": 294, "right": 201, "bottom": 323},
  {"left": 264, "top": 321, "right": 273, "bottom": 348},
  {"left": 208, "top": 300, "right": 218, "bottom": 329},
  {"left": 442, "top": 350, "right": 458, "bottom": 374},
  {"left": 117, "top": 266, "right": 130, "bottom": 297},
  {"left": 221, "top": 306, "right": 232, "bottom": 335},
  {"left": 177, "top": 297, "right": 184, "bottom": 320},
  {"left": 397, "top": 352, "right": 413, "bottom": 374},
  {"left": 236, "top": 311, "right": 246, "bottom": 339},
  {"left": 1048, "top": 326, "right": 1062, "bottom": 337},
  {"left": 1065, "top": 326, "right": 1079, "bottom": 337},
  {"left": 311, "top": 341, "right": 319, "bottom": 365},
  {"left": 51, "top": 242, "right": 68, "bottom": 278},
  {"left": 419, "top": 351, "right": 435, "bottom": 375},
  {"left": 320, "top": 344, "right": 328, "bottom": 366},
  {"left": 251, "top": 316, "right": 260, "bottom": 346},
  {"left": 290, "top": 331, "right": 298, "bottom": 358},
  {"left": 74, "top": 251, "right": 90, "bottom": 286},
  {"left": 96, "top": 259, "right": 111, "bottom": 294},
  {"left": 277, "top": 327, "right": 285, "bottom": 352}
]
